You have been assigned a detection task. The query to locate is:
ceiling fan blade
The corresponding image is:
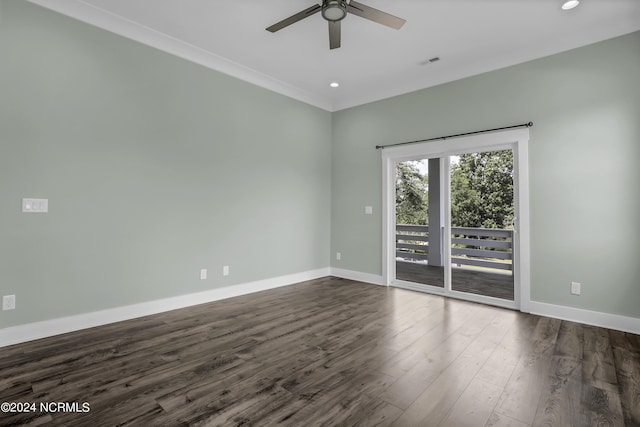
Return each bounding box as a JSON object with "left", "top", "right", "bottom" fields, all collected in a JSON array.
[
  {"left": 347, "top": 1, "right": 406, "bottom": 30},
  {"left": 329, "top": 21, "right": 341, "bottom": 49},
  {"left": 266, "top": 4, "right": 322, "bottom": 32}
]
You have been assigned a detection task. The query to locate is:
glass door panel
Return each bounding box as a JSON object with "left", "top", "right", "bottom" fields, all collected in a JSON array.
[
  {"left": 395, "top": 158, "right": 444, "bottom": 288},
  {"left": 449, "top": 149, "right": 515, "bottom": 301}
]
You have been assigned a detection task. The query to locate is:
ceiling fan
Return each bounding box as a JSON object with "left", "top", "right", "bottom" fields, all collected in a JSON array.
[{"left": 266, "top": 0, "right": 406, "bottom": 50}]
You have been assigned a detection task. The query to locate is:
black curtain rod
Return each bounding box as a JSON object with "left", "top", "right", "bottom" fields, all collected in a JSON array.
[{"left": 375, "top": 121, "right": 533, "bottom": 150}]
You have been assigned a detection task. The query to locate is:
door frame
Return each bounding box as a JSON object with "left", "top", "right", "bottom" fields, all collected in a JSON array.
[{"left": 381, "top": 128, "right": 531, "bottom": 312}]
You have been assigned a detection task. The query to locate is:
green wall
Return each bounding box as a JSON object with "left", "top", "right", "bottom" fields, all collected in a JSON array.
[
  {"left": 0, "top": 1, "right": 332, "bottom": 328},
  {"left": 1, "top": 0, "right": 638, "bottom": 330},
  {"left": 331, "top": 31, "right": 640, "bottom": 318}
]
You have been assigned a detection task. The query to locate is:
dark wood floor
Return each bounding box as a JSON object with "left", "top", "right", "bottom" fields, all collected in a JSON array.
[
  {"left": 1, "top": 277, "right": 639, "bottom": 426},
  {"left": 396, "top": 261, "right": 514, "bottom": 300}
]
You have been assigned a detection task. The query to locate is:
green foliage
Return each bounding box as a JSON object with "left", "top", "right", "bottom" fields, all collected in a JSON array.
[
  {"left": 395, "top": 161, "right": 428, "bottom": 225},
  {"left": 450, "top": 150, "right": 513, "bottom": 229},
  {"left": 395, "top": 151, "right": 514, "bottom": 229}
]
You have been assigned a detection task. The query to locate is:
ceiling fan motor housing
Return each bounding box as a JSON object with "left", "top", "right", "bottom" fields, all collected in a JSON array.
[
  {"left": 266, "top": 0, "right": 404, "bottom": 50},
  {"left": 322, "top": 0, "right": 349, "bottom": 22}
]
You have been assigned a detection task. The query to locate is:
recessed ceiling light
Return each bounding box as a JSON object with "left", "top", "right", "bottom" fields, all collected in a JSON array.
[
  {"left": 561, "top": 0, "right": 580, "bottom": 10},
  {"left": 330, "top": 82, "right": 340, "bottom": 88}
]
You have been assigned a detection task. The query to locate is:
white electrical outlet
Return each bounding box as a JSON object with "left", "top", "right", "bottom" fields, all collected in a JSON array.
[
  {"left": 365, "top": 206, "right": 373, "bottom": 215},
  {"left": 200, "top": 269, "right": 207, "bottom": 280},
  {"left": 2, "top": 295, "right": 16, "bottom": 310},
  {"left": 336, "top": 252, "right": 341, "bottom": 260},
  {"left": 223, "top": 265, "right": 229, "bottom": 276},
  {"left": 570, "top": 281, "right": 581, "bottom": 295},
  {"left": 22, "top": 198, "right": 48, "bottom": 213}
]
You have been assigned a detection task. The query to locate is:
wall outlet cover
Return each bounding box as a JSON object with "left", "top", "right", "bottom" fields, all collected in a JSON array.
[
  {"left": 2, "top": 295, "right": 16, "bottom": 310},
  {"left": 22, "top": 198, "right": 48, "bottom": 213},
  {"left": 570, "top": 282, "right": 581, "bottom": 295}
]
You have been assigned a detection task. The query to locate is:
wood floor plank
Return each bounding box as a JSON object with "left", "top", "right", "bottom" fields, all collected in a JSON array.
[
  {"left": 439, "top": 378, "right": 503, "bottom": 427},
  {"left": 390, "top": 308, "right": 507, "bottom": 426},
  {"left": 348, "top": 398, "right": 404, "bottom": 427},
  {"left": 474, "top": 343, "right": 521, "bottom": 389},
  {"left": 532, "top": 321, "right": 586, "bottom": 427},
  {"left": 609, "top": 330, "right": 640, "bottom": 425},
  {"left": 284, "top": 373, "right": 396, "bottom": 427},
  {"left": 379, "top": 304, "right": 500, "bottom": 410},
  {"left": 583, "top": 325, "right": 619, "bottom": 390},
  {"left": 493, "top": 316, "right": 561, "bottom": 425},
  {"left": 485, "top": 411, "right": 531, "bottom": 427},
  {"left": 377, "top": 301, "right": 480, "bottom": 378},
  {"left": 581, "top": 383, "right": 625, "bottom": 427},
  {"left": 1, "top": 277, "right": 639, "bottom": 426}
]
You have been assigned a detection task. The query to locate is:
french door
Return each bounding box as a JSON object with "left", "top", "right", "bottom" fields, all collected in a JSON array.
[{"left": 382, "top": 129, "right": 530, "bottom": 310}]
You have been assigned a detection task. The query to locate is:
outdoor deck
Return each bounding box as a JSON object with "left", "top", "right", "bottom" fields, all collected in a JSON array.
[
  {"left": 396, "top": 223, "right": 514, "bottom": 301},
  {"left": 396, "top": 261, "right": 514, "bottom": 300}
]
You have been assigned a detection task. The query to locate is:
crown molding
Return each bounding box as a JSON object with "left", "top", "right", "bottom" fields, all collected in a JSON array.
[{"left": 26, "top": 0, "right": 334, "bottom": 111}]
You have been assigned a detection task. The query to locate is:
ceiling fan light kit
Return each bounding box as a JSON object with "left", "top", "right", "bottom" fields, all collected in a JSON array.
[
  {"left": 266, "top": 0, "right": 406, "bottom": 50},
  {"left": 562, "top": 0, "right": 580, "bottom": 10},
  {"left": 322, "top": 0, "right": 348, "bottom": 22}
]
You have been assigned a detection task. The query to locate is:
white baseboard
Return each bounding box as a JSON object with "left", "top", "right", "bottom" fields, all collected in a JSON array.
[
  {"left": 329, "top": 268, "right": 640, "bottom": 335},
  {"left": 0, "top": 268, "right": 330, "bottom": 348},
  {"left": 528, "top": 301, "right": 640, "bottom": 335},
  {"left": 4, "top": 268, "right": 636, "bottom": 348},
  {"left": 330, "top": 267, "right": 385, "bottom": 286}
]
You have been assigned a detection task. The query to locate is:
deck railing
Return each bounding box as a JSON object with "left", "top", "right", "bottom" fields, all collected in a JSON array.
[
  {"left": 396, "top": 224, "right": 513, "bottom": 271},
  {"left": 396, "top": 224, "right": 430, "bottom": 261}
]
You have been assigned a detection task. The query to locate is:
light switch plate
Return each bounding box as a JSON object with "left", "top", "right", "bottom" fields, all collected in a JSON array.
[
  {"left": 200, "top": 269, "right": 207, "bottom": 280},
  {"left": 365, "top": 206, "right": 373, "bottom": 215}
]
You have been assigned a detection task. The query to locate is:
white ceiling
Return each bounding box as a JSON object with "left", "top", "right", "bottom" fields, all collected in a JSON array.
[{"left": 29, "top": 0, "right": 640, "bottom": 111}]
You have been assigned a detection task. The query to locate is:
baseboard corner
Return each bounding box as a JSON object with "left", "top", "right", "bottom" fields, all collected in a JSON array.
[{"left": 329, "top": 267, "right": 385, "bottom": 286}]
